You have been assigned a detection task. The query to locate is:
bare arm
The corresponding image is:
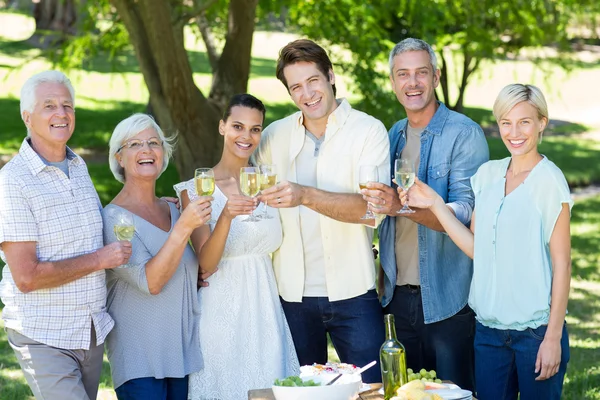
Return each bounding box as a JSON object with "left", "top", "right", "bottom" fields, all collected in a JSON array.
[
  {"left": 260, "top": 181, "right": 373, "bottom": 226},
  {"left": 535, "top": 204, "right": 571, "bottom": 380},
  {"left": 2, "top": 241, "right": 132, "bottom": 293},
  {"left": 182, "top": 187, "right": 256, "bottom": 276},
  {"left": 363, "top": 182, "right": 451, "bottom": 232},
  {"left": 138, "top": 196, "right": 213, "bottom": 295},
  {"left": 406, "top": 178, "right": 475, "bottom": 258}
]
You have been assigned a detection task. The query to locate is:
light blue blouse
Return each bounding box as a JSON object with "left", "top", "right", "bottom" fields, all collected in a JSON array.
[{"left": 468, "top": 156, "right": 573, "bottom": 330}]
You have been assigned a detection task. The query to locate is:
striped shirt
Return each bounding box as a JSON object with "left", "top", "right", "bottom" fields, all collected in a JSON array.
[{"left": 0, "top": 138, "right": 114, "bottom": 350}]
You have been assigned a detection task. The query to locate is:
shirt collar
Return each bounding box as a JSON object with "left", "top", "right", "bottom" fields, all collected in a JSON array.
[
  {"left": 398, "top": 101, "right": 449, "bottom": 137},
  {"left": 19, "top": 138, "right": 81, "bottom": 176},
  {"left": 293, "top": 98, "right": 352, "bottom": 132}
]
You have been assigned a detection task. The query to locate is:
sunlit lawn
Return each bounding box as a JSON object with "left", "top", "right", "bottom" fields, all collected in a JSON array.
[{"left": 0, "top": 9, "right": 599, "bottom": 400}]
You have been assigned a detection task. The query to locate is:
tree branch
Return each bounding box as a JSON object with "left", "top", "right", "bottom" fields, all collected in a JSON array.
[
  {"left": 177, "top": 0, "right": 219, "bottom": 25},
  {"left": 197, "top": 13, "right": 220, "bottom": 73},
  {"left": 438, "top": 49, "right": 450, "bottom": 107}
]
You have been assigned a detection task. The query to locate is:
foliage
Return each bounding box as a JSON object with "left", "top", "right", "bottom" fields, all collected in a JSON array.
[{"left": 285, "top": 0, "right": 600, "bottom": 113}]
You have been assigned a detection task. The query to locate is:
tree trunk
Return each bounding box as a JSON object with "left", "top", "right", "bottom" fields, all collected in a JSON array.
[
  {"left": 209, "top": 0, "right": 258, "bottom": 110},
  {"left": 111, "top": 0, "right": 257, "bottom": 180},
  {"left": 29, "top": 0, "right": 77, "bottom": 48}
]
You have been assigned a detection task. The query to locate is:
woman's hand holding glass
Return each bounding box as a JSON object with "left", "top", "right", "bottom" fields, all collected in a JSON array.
[
  {"left": 394, "top": 159, "right": 417, "bottom": 214},
  {"left": 239, "top": 167, "right": 260, "bottom": 222},
  {"left": 194, "top": 168, "right": 216, "bottom": 224},
  {"left": 399, "top": 177, "right": 443, "bottom": 211},
  {"left": 179, "top": 196, "right": 214, "bottom": 232}
]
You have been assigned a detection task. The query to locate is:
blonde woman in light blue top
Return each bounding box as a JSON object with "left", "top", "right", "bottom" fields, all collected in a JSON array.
[{"left": 402, "top": 84, "right": 571, "bottom": 400}]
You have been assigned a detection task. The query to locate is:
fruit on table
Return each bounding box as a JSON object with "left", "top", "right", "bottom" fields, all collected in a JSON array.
[
  {"left": 406, "top": 368, "right": 442, "bottom": 384},
  {"left": 389, "top": 378, "right": 444, "bottom": 400}
]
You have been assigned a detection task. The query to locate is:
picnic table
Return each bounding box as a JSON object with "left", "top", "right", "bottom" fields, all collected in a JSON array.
[
  {"left": 248, "top": 382, "right": 477, "bottom": 399},
  {"left": 248, "top": 383, "right": 384, "bottom": 399}
]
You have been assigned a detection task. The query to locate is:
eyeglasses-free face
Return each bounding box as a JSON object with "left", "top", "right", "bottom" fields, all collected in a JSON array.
[{"left": 117, "top": 137, "right": 163, "bottom": 153}]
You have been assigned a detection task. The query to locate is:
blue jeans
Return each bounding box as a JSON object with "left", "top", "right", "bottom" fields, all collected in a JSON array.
[
  {"left": 384, "top": 285, "right": 475, "bottom": 392},
  {"left": 475, "top": 322, "right": 569, "bottom": 400},
  {"left": 115, "top": 376, "right": 188, "bottom": 400},
  {"left": 280, "top": 289, "right": 385, "bottom": 383}
]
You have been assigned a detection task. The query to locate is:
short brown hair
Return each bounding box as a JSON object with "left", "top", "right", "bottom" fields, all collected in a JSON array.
[{"left": 275, "top": 39, "right": 337, "bottom": 96}]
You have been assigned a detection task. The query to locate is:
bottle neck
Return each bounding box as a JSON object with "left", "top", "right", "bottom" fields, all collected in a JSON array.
[{"left": 384, "top": 314, "right": 397, "bottom": 341}]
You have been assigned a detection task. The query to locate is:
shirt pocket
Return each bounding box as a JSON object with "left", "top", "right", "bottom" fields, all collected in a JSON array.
[
  {"left": 427, "top": 162, "right": 451, "bottom": 201},
  {"left": 427, "top": 162, "right": 451, "bottom": 180}
]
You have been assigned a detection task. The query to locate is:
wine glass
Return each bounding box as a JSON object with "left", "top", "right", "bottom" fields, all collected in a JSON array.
[
  {"left": 239, "top": 167, "right": 260, "bottom": 222},
  {"left": 258, "top": 164, "right": 277, "bottom": 220},
  {"left": 114, "top": 211, "right": 135, "bottom": 241},
  {"left": 112, "top": 210, "right": 134, "bottom": 269},
  {"left": 395, "top": 159, "right": 416, "bottom": 214},
  {"left": 359, "top": 165, "right": 378, "bottom": 220},
  {"left": 194, "top": 168, "right": 216, "bottom": 224}
]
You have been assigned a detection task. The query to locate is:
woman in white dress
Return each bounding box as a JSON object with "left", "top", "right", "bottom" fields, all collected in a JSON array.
[{"left": 175, "top": 94, "right": 299, "bottom": 400}]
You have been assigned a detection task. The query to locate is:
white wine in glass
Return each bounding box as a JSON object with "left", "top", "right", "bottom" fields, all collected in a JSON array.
[
  {"left": 259, "top": 164, "right": 277, "bottom": 220},
  {"left": 114, "top": 211, "right": 135, "bottom": 241},
  {"left": 195, "top": 168, "right": 216, "bottom": 224},
  {"left": 395, "top": 159, "right": 416, "bottom": 214},
  {"left": 359, "top": 165, "right": 378, "bottom": 220},
  {"left": 240, "top": 167, "right": 260, "bottom": 222}
]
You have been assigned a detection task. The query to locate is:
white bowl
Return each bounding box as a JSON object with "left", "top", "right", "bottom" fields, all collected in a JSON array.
[{"left": 272, "top": 374, "right": 361, "bottom": 400}]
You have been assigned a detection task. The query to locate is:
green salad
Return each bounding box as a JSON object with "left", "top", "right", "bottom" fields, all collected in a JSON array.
[{"left": 274, "top": 375, "right": 321, "bottom": 387}]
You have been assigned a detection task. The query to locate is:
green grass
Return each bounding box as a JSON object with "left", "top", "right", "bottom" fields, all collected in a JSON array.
[{"left": 1, "top": 9, "right": 600, "bottom": 400}]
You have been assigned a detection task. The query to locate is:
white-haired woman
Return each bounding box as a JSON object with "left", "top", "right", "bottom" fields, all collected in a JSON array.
[
  {"left": 102, "top": 113, "right": 212, "bottom": 400},
  {"left": 404, "top": 84, "right": 571, "bottom": 399}
]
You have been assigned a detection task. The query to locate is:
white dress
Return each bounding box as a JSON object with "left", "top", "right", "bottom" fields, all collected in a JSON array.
[{"left": 174, "top": 181, "right": 299, "bottom": 400}]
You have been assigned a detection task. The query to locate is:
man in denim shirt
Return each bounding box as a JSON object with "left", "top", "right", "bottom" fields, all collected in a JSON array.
[{"left": 362, "top": 38, "right": 489, "bottom": 391}]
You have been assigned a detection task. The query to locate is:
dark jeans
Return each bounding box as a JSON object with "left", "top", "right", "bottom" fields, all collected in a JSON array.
[
  {"left": 115, "top": 376, "right": 188, "bottom": 400},
  {"left": 280, "top": 289, "right": 385, "bottom": 383},
  {"left": 475, "top": 322, "right": 569, "bottom": 400},
  {"left": 384, "top": 285, "right": 475, "bottom": 392}
]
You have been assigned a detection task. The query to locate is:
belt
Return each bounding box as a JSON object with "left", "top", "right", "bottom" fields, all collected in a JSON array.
[{"left": 400, "top": 284, "right": 421, "bottom": 291}]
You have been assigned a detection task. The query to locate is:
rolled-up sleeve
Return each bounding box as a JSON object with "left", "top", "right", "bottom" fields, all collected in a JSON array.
[
  {"left": 446, "top": 125, "right": 489, "bottom": 225},
  {"left": 357, "top": 119, "right": 390, "bottom": 228}
]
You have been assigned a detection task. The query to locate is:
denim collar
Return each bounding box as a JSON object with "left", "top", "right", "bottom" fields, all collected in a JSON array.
[{"left": 397, "top": 101, "right": 449, "bottom": 137}]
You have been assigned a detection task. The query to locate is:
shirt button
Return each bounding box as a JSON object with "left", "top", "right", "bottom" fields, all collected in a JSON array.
[
  {"left": 492, "top": 241, "right": 495, "bottom": 244},
  {"left": 493, "top": 225, "right": 496, "bottom": 229}
]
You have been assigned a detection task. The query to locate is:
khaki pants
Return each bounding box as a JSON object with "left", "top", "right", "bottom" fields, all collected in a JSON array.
[{"left": 6, "top": 327, "right": 104, "bottom": 400}]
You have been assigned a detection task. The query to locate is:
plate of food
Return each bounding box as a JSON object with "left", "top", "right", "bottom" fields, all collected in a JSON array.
[{"left": 272, "top": 372, "right": 361, "bottom": 400}]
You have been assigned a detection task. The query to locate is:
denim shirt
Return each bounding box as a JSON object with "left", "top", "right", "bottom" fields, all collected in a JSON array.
[{"left": 379, "top": 102, "right": 489, "bottom": 323}]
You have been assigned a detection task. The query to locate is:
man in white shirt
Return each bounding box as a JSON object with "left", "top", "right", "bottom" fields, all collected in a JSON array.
[
  {"left": 256, "top": 39, "right": 390, "bottom": 382},
  {"left": 0, "top": 70, "right": 132, "bottom": 399}
]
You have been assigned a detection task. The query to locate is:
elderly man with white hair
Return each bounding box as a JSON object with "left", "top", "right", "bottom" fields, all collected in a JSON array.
[{"left": 0, "top": 70, "right": 132, "bottom": 399}]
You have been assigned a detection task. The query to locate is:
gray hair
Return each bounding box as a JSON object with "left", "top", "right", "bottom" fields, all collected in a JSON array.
[
  {"left": 109, "top": 113, "right": 175, "bottom": 183},
  {"left": 20, "top": 70, "right": 75, "bottom": 122},
  {"left": 388, "top": 38, "right": 438, "bottom": 76}
]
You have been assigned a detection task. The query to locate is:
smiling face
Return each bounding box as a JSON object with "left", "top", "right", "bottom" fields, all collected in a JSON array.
[
  {"left": 117, "top": 128, "right": 164, "bottom": 182},
  {"left": 499, "top": 101, "right": 547, "bottom": 158},
  {"left": 283, "top": 61, "right": 338, "bottom": 132},
  {"left": 220, "top": 105, "right": 264, "bottom": 159},
  {"left": 390, "top": 50, "right": 440, "bottom": 123},
  {"left": 23, "top": 82, "right": 75, "bottom": 151}
]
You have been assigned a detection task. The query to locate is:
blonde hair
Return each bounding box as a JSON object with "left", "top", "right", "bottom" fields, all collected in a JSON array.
[
  {"left": 493, "top": 84, "right": 549, "bottom": 122},
  {"left": 108, "top": 113, "right": 175, "bottom": 183}
]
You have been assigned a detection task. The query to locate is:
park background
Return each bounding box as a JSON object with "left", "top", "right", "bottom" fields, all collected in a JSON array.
[{"left": 0, "top": 0, "right": 599, "bottom": 398}]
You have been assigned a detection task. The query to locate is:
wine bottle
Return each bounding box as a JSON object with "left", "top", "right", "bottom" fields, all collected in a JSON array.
[{"left": 380, "top": 314, "right": 407, "bottom": 400}]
